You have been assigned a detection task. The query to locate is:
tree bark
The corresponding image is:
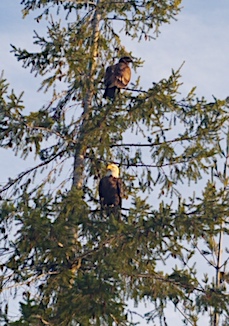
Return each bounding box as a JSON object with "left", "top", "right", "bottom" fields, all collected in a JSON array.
[{"left": 72, "top": 0, "right": 101, "bottom": 189}]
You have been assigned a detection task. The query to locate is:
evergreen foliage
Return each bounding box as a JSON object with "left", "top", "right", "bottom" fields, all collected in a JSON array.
[{"left": 0, "top": 1, "right": 229, "bottom": 325}]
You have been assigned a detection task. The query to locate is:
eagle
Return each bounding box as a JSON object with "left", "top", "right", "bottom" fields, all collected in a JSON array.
[
  {"left": 99, "top": 164, "right": 123, "bottom": 209},
  {"left": 103, "top": 56, "right": 133, "bottom": 99}
]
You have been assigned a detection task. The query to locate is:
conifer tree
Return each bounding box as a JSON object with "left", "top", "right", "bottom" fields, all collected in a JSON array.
[{"left": 0, "top": 1, "right": 229, "bottom": 325}]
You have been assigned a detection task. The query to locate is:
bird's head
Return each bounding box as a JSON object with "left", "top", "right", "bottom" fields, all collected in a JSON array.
[
  {"left": 106, "top": 164, "right": 119, "bottom": 178},
  {"left": 119, "top": 56, "right": 133, "bottom": 64}
]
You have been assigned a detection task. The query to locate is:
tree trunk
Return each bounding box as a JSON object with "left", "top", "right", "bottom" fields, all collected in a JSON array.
[{"left": 72, "top": 0, "right": 101, "bottom": 189}]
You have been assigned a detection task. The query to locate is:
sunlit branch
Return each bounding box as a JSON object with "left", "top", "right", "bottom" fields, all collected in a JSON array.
[
  {"left": 33, "top": 315, "right": 54, "bottom": 326},
  {"left": 1, "top": 271, "right": 58, "bottom": 293}
]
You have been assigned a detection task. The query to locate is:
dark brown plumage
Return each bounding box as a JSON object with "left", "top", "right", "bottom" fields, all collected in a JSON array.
[
  {"left": 99, "top": 164, "right": 123, "bottom": 208},
  {"left": 103, "top": 56, "right": 133, "bottom": 99}
]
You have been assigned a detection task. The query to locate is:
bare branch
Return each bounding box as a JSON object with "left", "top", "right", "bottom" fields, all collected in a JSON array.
[
  {"left": 110, "top": 135, "right": 198, "bottom": 148},
  {"left": 0, "top": 149, "right": 66, "bottom": 195}
]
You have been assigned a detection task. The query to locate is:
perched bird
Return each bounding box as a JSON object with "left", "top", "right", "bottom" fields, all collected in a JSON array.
[
  {"left": 99, "top": 164, "right": 123, "bottom": 208},
  {"left": 103, "top": 56, "right": 133, "bottom": 99}
]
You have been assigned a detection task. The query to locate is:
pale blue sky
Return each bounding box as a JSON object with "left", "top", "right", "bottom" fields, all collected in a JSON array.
[
  {"left": 0, "top": 1, "right": 229, "bottom": 324},
  {"left": 1, "top": 0, "right": 228, "bottom": 185},
  {"left": 1, "top": 0, "right": 229, "bottom": 102}
]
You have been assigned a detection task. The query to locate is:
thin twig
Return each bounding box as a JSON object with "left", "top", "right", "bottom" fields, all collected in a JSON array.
[
  {"left": 0, "top": 149, "right": 66, "bottom": 194},
  {"left": 174, "top": 304, "right": 195, "bottom": 326},
  {"left": 110, "top": 135, "right": 197, "bottom": 148}
]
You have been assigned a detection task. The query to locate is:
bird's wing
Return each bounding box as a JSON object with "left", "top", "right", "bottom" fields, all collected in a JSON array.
[
  {"left": 99, "top": 177, "right": 107, "bottom": 207},
  {"left": 105, "top": 62, "right": 131, "bottom": 89},
  {"left": 117, "top": 178, "right": 123, "bottom": 207},
  {"left": 113, "top": 62, "right": 131, "bottom": 88},
  {"left": 99, "top": 177, "right": 105, "bottom": 198},
  {"left": 104, "top": 65, "right": 115, "bottom": 88}
]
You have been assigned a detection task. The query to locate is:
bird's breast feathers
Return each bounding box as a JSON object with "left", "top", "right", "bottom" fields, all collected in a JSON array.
[{"left": 104, "top": 62, "right": 131, "bottom": 89}]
